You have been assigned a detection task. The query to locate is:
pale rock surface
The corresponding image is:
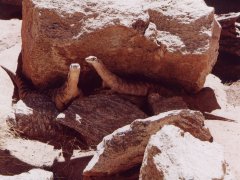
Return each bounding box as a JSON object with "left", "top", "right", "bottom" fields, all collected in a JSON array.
[
  {"left": 83, "top": 110, "right": 212, "bottom": 176},
  {"left": 22, "top": 0, "right": 220, "bottom": 92},
  {"left": 0, "top": 169, "right": 53, "bottom": 180},
  {"left": 0, "top": 19, "right": 21, "bottom": 121},
  {"left": 0, "top": 68, "right": 14, "bottom": 122},
  {"left": 148, "top": 93, "right": 188, "bottom": 114},
  {"left": 0, "top": 19, "right": 21, "bottom": 53},
  {"left": 2, "top": 137, "right": 63, "bottom": 167},
  {"left": 139, "top": 125, "right": 233, "bottom": 180},
  {"left": 203, "top": 74, "right": 240, "bottom": 179}
]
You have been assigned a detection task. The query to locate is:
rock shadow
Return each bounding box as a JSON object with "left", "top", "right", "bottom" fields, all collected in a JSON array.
[
  {"left": 50, "top": 155, "right": 140, "bottom": 180},
  {"left": 183, "top": 87, "right": 221, "bottom": 113},
  {"left": 204, "top": 0, "right": 240, "bottom": 14},
  {"left": 212, "top": 52, "right": 240, "bottom": 84},
  {"left": 0, "top": 149, "right": 34, "bottom": 175},
  {"left": 0, "top": 3, "right": 22, "bottom": 20}
]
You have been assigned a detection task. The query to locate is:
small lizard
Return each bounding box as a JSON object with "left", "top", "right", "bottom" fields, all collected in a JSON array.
[
  {"left": 85, "top": 56, "right": 175, "bottom": 97},
  {"left": 85, "top": 56, "right": 237, "bottom": 123},
  {"left": 1, "top": 63, "right": 81, "bottom": 111}
]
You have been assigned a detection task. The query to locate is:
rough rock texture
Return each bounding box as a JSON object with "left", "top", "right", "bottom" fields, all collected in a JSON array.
[
  {"left": 0, "top": 169, "right": 53, "bottom": 180},
  {"left": 7, "top": 93, "right": 146, "bottom": 144},
  {"left": 56, "top": 93, "right": 147, "bottom": 145},
  {"left": 183, "top": 87, "right": 221, "bottom": 113},
  {"left": 7, "top": 94, "right": 64, "bottom": 140},
  {"left": 22, "top": 0, "right": 220, "bottom": 92},
  {"left": 148, "top": 87, "right": 221, "bottom": 115},
  {"left": 226, "top": 81, "right": 240, "bottom": 107},
  {"left": 217, "top": 13, "right": 240, "bottom": 56},
  {"left": 148, "top": 93, "right": 188, "bottom": 114},
  {"left": 83, "top": 110, "right": 212, "bottom": 176},
  {"left": 140, "top": 125, "right": 233, "bottom": 180}
]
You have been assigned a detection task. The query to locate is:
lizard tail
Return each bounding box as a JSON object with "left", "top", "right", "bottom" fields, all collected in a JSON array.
[{"left": 0, "top": 65, "right": 29, "bottom": 99}]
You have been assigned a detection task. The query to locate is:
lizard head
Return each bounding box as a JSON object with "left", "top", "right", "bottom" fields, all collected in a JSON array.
[
  {"left": 69, "top": 63, "right": 81, "bottom": 81},
  {"left": 85, "top": 56, "right": 100, "bottom": 64},
  {"left": 69, "top": 63, "right": 80, "bottom": 72}
]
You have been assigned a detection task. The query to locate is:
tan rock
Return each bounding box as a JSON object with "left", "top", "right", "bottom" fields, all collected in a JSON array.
[
  {"left": 83, "top": 110, "right": 212, "bottom": 176},
  {"left": 0, "top": 169, "right": 53, "bottom": 180},
  {"left": 7, "top": 93, "right": 146, "bottom": 145},
  {"left": 148, "top": 93, "right": 188, "bottom": 114},
  {"left": 183, "top": 87, "right": 221, "bottom": 113},
  {"left": 22, "top": 0, "right": 220, "bottom": 92},
  {"left": 56, "top": 93, "right": 147, "bottom": 145},
  {"left": 140, "top": 125, "right": 233, "bottom": 180}
]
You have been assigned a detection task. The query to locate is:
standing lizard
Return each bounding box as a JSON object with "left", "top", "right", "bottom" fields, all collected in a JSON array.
[
  {"left": 1, "top": 63, "right": 81, "bottom": 111},
  {"left": 85, "top": 56, "right": 237, "bottom": 122}
]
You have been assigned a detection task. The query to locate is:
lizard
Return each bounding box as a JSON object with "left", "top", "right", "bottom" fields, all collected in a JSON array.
[
  {"left": 85, "top": 56, "right": 237, "bottom": 123},
  {"left": 1, "top": 63, "right": 81, "bottom": 111},
  {"left": 1, "top": 64, "right": 147, "bottom": 145},
  {"left": 85, "top": 56, "right": 176, "bottom": 97}
]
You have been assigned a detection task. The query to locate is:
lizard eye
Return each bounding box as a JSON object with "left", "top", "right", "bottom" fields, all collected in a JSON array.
[{"left": 85, "top": 56, "right": 97, "bottom": 62}]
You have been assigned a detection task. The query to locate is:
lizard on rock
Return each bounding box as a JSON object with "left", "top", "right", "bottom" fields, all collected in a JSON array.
[
  {"left": 1, "top": 63, "right": 81, "bottom": 111},
  {"left": 85, "top": 56, "right": 175, "bottom": 97},
  {"left": 85, "top": 56, "right": 237, "bottom": 122}
]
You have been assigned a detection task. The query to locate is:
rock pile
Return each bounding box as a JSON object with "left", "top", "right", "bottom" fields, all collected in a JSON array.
[
  {"left": 1, "top": 0, "right": 238, "bottom": 179},
  {"left": 83, "top": 110, "right": 213, "bottom": 177},
  {"left": 21, "top": 0, "right": 220, "bottom": 92}
]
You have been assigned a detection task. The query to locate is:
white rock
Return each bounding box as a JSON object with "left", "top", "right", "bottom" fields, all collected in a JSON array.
[
  {"left": 83, "top": 110, "right": 212, "bottom": 176},
  {"left": 140, "top": 125, "right": 233, "bottom": 180}
]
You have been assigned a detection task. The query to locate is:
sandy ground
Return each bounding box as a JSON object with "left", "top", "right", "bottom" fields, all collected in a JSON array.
[
  {"left": 204, "top": 75, "right": 240, "bottom": 179},
  {"left": 0, "top": 19, "right": 21, "bottom": 122},
  {"left": 0, "top": 14, "right": 240, "bottom": 179}
]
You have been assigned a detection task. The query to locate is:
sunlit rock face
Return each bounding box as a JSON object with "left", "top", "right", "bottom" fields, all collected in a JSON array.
[
  {"left": 83, "top": 110, "right": 212, "bottom": 177},
  {"left": 22, "top": 0, "right": 221, "bottom": 92},
  {"left": 140, "top": 125, "right": 232, "bottom": 180}
]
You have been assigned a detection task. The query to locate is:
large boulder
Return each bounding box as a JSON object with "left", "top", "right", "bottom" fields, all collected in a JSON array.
[
  {"left": 140, "top": 125, "right": 233, "bottom": 180},
  {"left": 56, "top": 93, "right": 147, "bottom": 145},
  {"left": 83, "top": 110, "right": 212, "bottom": 177},
  {"left": 22, "top": 0, "right": 221, "bottom": 92}
]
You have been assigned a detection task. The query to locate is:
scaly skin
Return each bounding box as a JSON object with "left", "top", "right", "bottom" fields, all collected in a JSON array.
[
  {"left": 1, "top": 63, "right": 81, "bottom": 111},
  {"left": 85, "top": 56, "right": 237, "bottom": 122},
  {"left": 85, "top": 56, "right": 153, "bottom": 96},
  {"left": 50, "top": 63, "right": 81, "bottom": 111}
]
